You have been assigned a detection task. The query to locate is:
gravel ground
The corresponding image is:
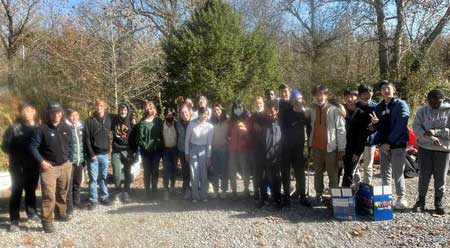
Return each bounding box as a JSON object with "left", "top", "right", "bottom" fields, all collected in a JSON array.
[{"left": 0, "top": 167, "right": 449, "bottom": 248}]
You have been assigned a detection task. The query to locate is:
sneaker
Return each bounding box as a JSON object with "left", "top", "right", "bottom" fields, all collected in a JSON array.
[
  {"left": 290, "top": 190, "right": 301, "bottom": 201},
  {"left": 8, "top": 222, "right": 19, "bottom": 233},
  {"left": 100, "top": 198, "right": 114, "bottom": 206},
  {"left": 55, "top": 214, "right": 72, "bottom": 222},
  {"left": 435, "top": 197, "right": 446, "bottom": 215},
  {"left": 395, "top": 197, "right": 409, "bottom": 210},
  {"left": 313, "top": 195, "right": 323, "bottom": 206},
  {"left": 87, "top": 202, "right": 98, "bottom": 211},
  {"left": 163, "top": 189, "right": 170, "bottom": 201},
  {"left": 192, "top": 199, "right": 198, "bottom": 203},
  {"left": 121, "top": 192, "right": 132, "bottom": 203},
  {"left": 412, "top": 197, "right": 426, "bottom": 213},
  {"left": 299, "top": 195, "right": 312, "bottom": 207},
  {"left": 183, "top": 189, "right": 191, "bottom": 200},
  {"left": 42, "top": 223, "right": 56, "bottom": 233},
  {"left": 28, "top": 214, "right": 41, "bottom": 222}
]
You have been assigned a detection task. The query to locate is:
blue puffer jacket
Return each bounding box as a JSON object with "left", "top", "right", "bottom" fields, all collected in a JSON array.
[{"left": 372, "top": 97, "right": 410, "bottom": 146}]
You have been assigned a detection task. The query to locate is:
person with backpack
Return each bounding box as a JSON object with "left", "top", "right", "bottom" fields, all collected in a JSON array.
[
  {"left": 65, "top": 109, "right": 85, "bottom": 214},
  {"left": 84, "top": 98, "right": 113, "bottom": 210},
  {"left": 162, "top": 108, "right": 178, "bottom": 201},
  {"left": 111, "top": 102, "right": 135, "bottom": 203},
  {"left": 412, "top": 89, "right": 450, "bottom": 215},
  {"left": 30, "top": 102, "right": 73, "bottom": 233},
  {"left": 176, "top": 104, "right": 192, "bottom": 200},
  {"left": 228, "top": 99, "right": 251, "bottom": 200},
  {"left": 355, "top": 84, "right": 377, "bottom": 184},
  {"left": 309, "top": 85, "right": 346, "bottom": 205},
  {"left": 280, "top": 91, "right": 311, "bottom": 206},
  {"left": 185, "top": 107, "right": 214, "bottom": 203},
  {"left": 370, "top": 81, "right": 410, "bottom": 209},
  {"left": 2, "top": 103, "right": 39, "bottom": 232},
  {"left": 210, "top": 103, "right": 230, "bottom": 199},
  {"left": 136, "top": 101, "right": 163, "bottom": 200}
]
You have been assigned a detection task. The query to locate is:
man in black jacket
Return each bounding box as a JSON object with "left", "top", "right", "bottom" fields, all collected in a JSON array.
[
  {"left": 341, "top": 89, "right": 372, "bottom": 187},
  {"left": 2, "top": 103, "right": 39, "bottom": 232},
  {"left": 84, "top": 98, "right": 113, "bottom": 210},
  {"left": 30, "top": 102, "right": 73, "bottom": 233},
  {"left": 280, "top": 91, "right": 311, "bottom": 206}
]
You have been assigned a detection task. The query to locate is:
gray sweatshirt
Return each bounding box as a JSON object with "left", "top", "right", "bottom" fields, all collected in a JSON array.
[{"left": 413, "top": 102, "right": 450, "bottom": 152}]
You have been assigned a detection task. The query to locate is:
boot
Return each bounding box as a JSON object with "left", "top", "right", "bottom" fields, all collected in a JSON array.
[
  {"left": 412, "top": 196, "right": 426, "bottom": 213},
  {"left": 435, "top": 197, "right": 446, "bottom": 215}
]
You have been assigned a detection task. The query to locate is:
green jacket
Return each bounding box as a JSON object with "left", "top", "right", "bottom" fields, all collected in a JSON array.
[{"left": 136, "top": 117, "right": 163, "bottom": 153}]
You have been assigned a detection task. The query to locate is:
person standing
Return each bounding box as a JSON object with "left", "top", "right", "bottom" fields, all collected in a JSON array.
[
  {"left": 162, "top": 108, "right": 178, "bottom": 201},
  {"left": 65, "top": 109, "right": 85, "bottom": 214},
  {"left": 280, "top": 91, "right": 311, "bottom": 206},
  {"left": 2, "top": 103, "right": 39, "bottom": 232},
  {"left": 176, "top": 105, "right": 192, "bottom": 200},
  {"left": 136, "top": 101, "right": 163, "bottom": 200},
  {"left": 30, "top": 102, "right": 73, "bottom": 233},
  {"left": 370, "top": 81, "right": 410, "bottom": 209},
  {"left": 341, "top": 89, "right": 371, "bottom": 187},
  {"left": 263, "top": 101, "right": 283, "bottom": 208},
  {"left": 228, "top": 99, "right": 251, "bottom": 199},
  {"left": 210, "top": 103, "right": 230, "bottom": 199},
  {"left": 111, "top": 102, "right": 135, "bottom": 203},
  {"left": 355, "top": 84, "right": 377, "bottom": 184},
  {"left": 412, "top": 89, "right": 450, "bottom": 215},
  {"left": 309, "top": 85, "right": 346, "bottom": 205},
  {"left": 84, "top": 98, "right": 113, "bottom": 210},
  {"left": 185, "top": 107, "right": 214, "bottom": 203},
  {"left": 191, "top": 95, "right": 212, "bottom": 120}
]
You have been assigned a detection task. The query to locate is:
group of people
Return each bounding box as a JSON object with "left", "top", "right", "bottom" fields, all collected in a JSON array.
[{"left": 2, "top": 80, "right": 450, "bottom": 234}]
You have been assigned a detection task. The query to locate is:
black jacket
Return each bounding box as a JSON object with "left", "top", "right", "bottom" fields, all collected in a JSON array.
[
  {"left": 2, "top": 119, "right": 39, "bottom": 166},
  {"left": 280, "top": 108, "right": 310, "bottom": 146},
  {"left": 264, "top": 120, "right": 282, "bottom": 164},
  {"left": 84, "top": 113, "right": 111, "bottom": 158},
  {"left": 345, "top": 107, "right": 371, "bottom": 155},
  {"left": 111, "top": 103, "right": 134, "bottom": 152},
  {"left": 30, "top": 121, "right": 73, "bottom": 166}
]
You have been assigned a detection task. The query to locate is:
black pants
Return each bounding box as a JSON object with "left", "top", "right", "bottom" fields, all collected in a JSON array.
[
  {"left": 266, "top": 161, "right": 281, "bottom": 203},
  {"left": 342, "top": 150, "right": 359, "bottom": 187},
  {"left": 66, "top": 163, "right": 84, "bottom": 212},
  {"left": 9, "top": 164, "right": 39, "bottom": 222},
  {"left": 281, "top": 143, "right": 305, "bottom": 197},
  {"left": 253, "top": 148, "right": 268, "bottom": 200}
]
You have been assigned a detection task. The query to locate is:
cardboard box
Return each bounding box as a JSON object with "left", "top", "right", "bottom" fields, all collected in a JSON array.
[
  {"left": 356, "top": 183, "right": 394, "bottom": 221},
  {"left": 331, "top": 188, "right": 356, "bottom": 221}
]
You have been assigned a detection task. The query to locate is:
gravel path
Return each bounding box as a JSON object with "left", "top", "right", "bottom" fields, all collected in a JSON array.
[{"left": 0, "top": 169, "right": 449, "bottom": 248}]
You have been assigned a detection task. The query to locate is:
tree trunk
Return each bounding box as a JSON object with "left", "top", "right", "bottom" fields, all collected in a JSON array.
[
  {"left": 391, "top": 0, "right": 404, "bottom": 80},
  {"left": 373, "top": 0, "right": 389, "bottom": 80}
]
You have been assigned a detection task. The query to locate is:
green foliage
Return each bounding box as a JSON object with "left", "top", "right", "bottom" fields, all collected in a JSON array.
[{"left": 162, "top": 0, "right": 281, "bottom": 108}]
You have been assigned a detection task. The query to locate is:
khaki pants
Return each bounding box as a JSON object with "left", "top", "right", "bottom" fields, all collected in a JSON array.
[
  {"left": 312, "top": 149, "right": 338, "bottom": 196},
  {"left": 40, "top": 161, "right": 72, "bottom": 224}
]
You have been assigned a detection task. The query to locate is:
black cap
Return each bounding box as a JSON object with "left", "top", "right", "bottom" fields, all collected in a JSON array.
[
  {"left": 343, "top": 88, "right": 358, "bottom": 97},
  {"left": 47, "top": 101, "right": 63, "bottom": 113}
]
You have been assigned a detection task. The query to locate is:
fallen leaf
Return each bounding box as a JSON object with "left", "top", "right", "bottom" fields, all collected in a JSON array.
[
  {"left": 303, "top": 234, "right": 312, "bottom": 242},
  {"left": 255, "top": 231, "right": 263, "bottom": 238},
  {"left": 265, "top": 215, "right": 287, "bottom": 223},
  {"left": 23, "top": 236, "right": 33, "bottom": 245},
  {"left": 351, "top": 226, "right": 369, "bottom": 236},
  {"left": 59, "top": 239, "right": 75, "bottom": 247},
  {"left": 257, "top": 240, "right": 268, "bottom": 247},
  {"left": 431, "top": 214, "right": 445, "bottom": 218},
  {"left": 254, "top": 221, "right": 264, "bottom": 227}
]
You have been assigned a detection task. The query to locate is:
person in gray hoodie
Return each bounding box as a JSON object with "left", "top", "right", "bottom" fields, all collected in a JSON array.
[{"left": 412, "top": 89, "right": 450, "bottom": 215}]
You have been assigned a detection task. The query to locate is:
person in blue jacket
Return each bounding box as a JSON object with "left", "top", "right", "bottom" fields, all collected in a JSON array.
[{"left": 370, "top": 80, "right": 410, "bottom": 210}]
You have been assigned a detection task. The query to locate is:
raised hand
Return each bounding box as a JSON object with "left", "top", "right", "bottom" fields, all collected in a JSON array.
[{"left": 369, "top": 111, "right": 379, "bottom": 124}]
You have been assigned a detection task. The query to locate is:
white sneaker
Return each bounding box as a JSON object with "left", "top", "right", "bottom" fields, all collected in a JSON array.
[{"left": 395, "top": 197, "right": 409, "bottom": 210}]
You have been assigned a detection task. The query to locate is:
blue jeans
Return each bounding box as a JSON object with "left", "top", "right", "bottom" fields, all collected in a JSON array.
[
  {"left": 163, "top": 147, "right": 177, "bottom": 189},
  {"left": 178, "top": 151, "right": 190, "bottom": 191},
  {"left": 88, "top": 154, "right": 109, "bottom": 203},
  {"left": 190, "top": 145, "right": 208, "bottom": 200}
]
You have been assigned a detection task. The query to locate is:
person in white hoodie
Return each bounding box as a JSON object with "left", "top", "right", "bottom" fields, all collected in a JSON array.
[{"left": 412, "top": 89, "right": 450, "bottom": 215}]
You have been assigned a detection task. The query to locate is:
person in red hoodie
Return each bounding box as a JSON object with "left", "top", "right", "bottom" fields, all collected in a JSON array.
[{"left": 228, "top": 99, "right": 251, "bottom": 200}]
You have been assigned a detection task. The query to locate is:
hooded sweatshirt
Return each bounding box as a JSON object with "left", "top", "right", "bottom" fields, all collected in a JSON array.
[
  {"left": 65, "top": 119, "right": 85, "bottom": 165},
  {"left": 2, "top": 118, "right": 39, "bottom": 166},
  {"left": 413, "top": 101, "right": 450, "bottom": 152},
  {"left": 111, "top": 102, "right": 134, "bottom": 152},
  {"left": 84, "top": 112, "right": 111, "bottom": 158}
]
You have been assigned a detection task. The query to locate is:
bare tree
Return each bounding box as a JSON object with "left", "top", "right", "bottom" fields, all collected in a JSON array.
[{"left": 0, "top": 0, "right": 38, "bottom": 91}]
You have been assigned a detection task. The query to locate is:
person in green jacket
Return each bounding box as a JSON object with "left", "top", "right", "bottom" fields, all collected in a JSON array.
[{"left": 136, "top": 101, "right": 163, "bottom": 200}]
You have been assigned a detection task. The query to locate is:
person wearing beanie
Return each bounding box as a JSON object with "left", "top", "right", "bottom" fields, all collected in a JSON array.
[
  {"left": 413, "top": 89, "right": 450, "bottom": 215},
  {"left": 30, "top": 101, "right": 73, "bottom": 233}
]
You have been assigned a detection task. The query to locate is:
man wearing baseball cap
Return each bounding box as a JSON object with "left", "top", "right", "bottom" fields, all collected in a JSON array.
[{"left": 30, "top": 101, "right": 73, "bottom": 233}]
